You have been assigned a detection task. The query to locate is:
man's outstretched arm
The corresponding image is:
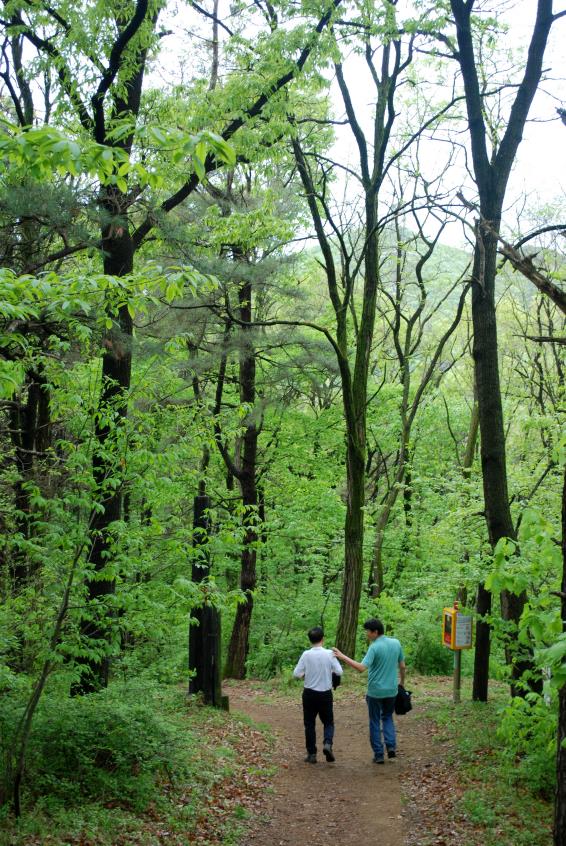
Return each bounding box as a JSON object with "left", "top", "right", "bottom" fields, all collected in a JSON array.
[{"left": 332, "top": 647, "right": 367, "bottom": 673}]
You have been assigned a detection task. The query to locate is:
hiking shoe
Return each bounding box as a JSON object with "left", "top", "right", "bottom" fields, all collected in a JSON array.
[
  {"left": 304, "top": 753, "right": 317, "bottom": 764},
  {"left": 387, "top": 748, "right": 397, "bottom": 759},
  {"left": 323, "top": 743, "right": 335, "bottom": 762},
  {"left": 373, "top": 756, "right": 385, "bottom": 764}
]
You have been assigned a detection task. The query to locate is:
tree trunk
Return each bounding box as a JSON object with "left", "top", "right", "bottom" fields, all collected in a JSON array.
[
  {"left": 369, "top": 492, "right": 400, "bottom": 598},
  {"left": 471, "top": 229, "right": 513, "bottom": 545},
  {"left": 554, "top": 463, "right": 566, "bottom": 845},
  {"left": 69, "top": 13, "right": 153, "bottom": 693},
  {"left": 403, "top": 448, "right": 413, "bottom": 527},
  {"left": 188, "top": 493, "right": 222, "bottom": 706},
  {"left": 462, "top": 396, "right": 479, "bottom": 478},
  {"left": 335, "top": 181, "right": 381, "bottom": 653},
  {"left": 224, "top": 537, "right": 256, "bottom": 679},
  {"left": 471, "top": 225, "right": 534, "bottom": 694},
  {"left": 469, "top": 239, "right": 502, "bottom": 705},
  {"left": 224, "top": 277, "right": 258, "bottom": 679},
  {"left": 336, "top": 442, "right": 365, "bottom": 655},
  {"left": 472, "top": 582, "right": 492, "bottom": 701},
  {"left": 369, "top": 429, "right": 410, "bottom": 597},
  {"left": 73, "top": 208, "right": 134, "bottom": 694},
  {"left": 462, "top": 385, "right": 491, "bottom": 703},
  {"left": 372, "top": 527, "right": 385, "bottom": 598},
  {"left": 9, "top": 370, "right": 50, "bottom": 587},
  {"left": 451, "top": 0, "right": 554, "bottom": 698}
]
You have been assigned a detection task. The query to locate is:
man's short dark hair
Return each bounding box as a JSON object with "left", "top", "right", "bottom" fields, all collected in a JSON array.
[
  {"left": 363, "top": 618, "right": 384, "bottom": 635},
  {"left": 308, "top": 626, "right": 324, "bottom": 643}
]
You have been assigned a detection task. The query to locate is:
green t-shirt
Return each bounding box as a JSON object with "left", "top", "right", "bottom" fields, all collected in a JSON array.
[{"left": 362, "top": 636, "right": 404, "bottom": 698}]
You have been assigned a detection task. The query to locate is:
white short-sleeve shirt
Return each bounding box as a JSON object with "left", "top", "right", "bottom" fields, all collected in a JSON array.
[{"left": 293, "top": 646, "right": 343, "bottom": 692}]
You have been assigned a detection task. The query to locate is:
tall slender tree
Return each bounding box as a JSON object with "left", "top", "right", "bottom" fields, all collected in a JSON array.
[
  {"left": 367, "top": 197, "right": 470, "bottom": 596},
  {"left": 448, "top": 0, "right": 563, "bottom": 698},
  {"left": 292, "top": 0, "right": 462, "bottom": 653}
]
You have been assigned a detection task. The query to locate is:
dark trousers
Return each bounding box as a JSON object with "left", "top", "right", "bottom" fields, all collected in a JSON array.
[{"left": 302, "top": 688, "right": 334, "bottom": 754}]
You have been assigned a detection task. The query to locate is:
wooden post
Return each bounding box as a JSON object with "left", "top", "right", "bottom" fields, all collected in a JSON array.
[
  {"left": 453, "top": 649, "right": 462, "bottom": 704},
  {"left": 452, "top": 600, "right": 461, "bottom": 704}
]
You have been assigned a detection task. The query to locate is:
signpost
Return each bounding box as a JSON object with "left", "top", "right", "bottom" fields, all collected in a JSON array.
[{"left": 442, "top": 602, "right": 473, "bottom": 703}]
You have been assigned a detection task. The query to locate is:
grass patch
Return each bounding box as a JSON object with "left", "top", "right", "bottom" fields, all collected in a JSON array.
[
  {"left": 415, "top": 676, "right": 552, "bottom": 846},
  {"left": 0, "top": 681, "right": 274, "bottom": 846}
]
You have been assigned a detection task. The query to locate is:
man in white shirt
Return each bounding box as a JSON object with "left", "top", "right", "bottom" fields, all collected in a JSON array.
[{"left": 293, "top": 626, "right": 343, "bottom": 763}]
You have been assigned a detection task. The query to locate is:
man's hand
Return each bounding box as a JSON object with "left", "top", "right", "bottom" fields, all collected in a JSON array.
[{"left": 332, "top": 647, "right": 367, "bottom": 673}]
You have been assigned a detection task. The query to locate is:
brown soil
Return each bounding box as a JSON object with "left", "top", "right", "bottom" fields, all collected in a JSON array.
[{"left": 225, "top": 680, "right": 432, "bottom": 846}]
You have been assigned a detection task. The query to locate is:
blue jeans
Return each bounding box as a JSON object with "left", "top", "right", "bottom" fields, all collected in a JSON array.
[{"left": 366, "top": 695, "right": 396, "bottom": 759}]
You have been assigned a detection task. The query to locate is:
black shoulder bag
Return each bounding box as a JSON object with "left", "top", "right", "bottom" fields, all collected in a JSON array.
[{"left": 394, "top": 683, "right": 412, "bottom": 715}]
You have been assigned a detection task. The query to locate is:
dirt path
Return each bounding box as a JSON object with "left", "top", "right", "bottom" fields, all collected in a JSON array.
[{"left": 225, "top": 681, "right": 426, "bottom": 846}]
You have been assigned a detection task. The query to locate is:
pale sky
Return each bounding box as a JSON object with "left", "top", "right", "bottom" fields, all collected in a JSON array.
[
  {"left": 325, "top": 1, "right": 566, "bottom": 245},
  {"left": 505, "top": 1, "right": 565, "bottom": 215}
]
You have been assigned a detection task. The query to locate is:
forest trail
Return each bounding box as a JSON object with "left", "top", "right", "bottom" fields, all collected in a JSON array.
[{"left": 226, "top": 680, "right": 430, "bottom": 846}]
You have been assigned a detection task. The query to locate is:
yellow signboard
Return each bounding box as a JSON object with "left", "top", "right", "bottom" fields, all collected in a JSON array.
[{"left": 442, "top": 606, "right": 473, "bottom": 650}]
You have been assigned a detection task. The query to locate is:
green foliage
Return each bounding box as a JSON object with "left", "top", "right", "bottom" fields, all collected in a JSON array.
[
  {"left": 0, "top": 681, "right": 183, "bottom": 811},
  {"left": 0, "top": 262, "right": 217, "bottom": 397},
  {"left": 371, "top": 593, "right": 455, "bottom": 675},
  {"left": 460, "top": 788, "right": 499, "bottom": 827},
  {"left": 496, "top": 694, "right": 557, "bottom": 798},
  {"left": 0, "top": 680, "right": 272, "bottom": 846},
  {"left": 0, "top": 122, "right": 235, "bottom": 189},
  {"left": 408, "top": 623, "right": 455, "bottom": 675},
  {"left": 428, "top": 683, "right": 553, "bottom": 846}
]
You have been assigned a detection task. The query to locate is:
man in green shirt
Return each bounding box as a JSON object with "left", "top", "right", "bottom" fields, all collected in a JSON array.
[{"left": 333, "top": 618, "right": 405, "bottom": 764}]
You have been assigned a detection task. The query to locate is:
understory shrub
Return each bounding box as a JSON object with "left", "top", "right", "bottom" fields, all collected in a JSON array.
[
  {"left": 371, "top": 593, "right": 456, "bottom": 675},
  {"left": 409, "top": 623, "right": 455, "bottom": 675},
  {"left": 0, "top": 681, "right": 186, "bottom": 812},
  {"left": 246, "top": 629, "right": 308, "bottom": 678},
  {"left": 496, "top": 693, "right": 556, "bottom": 798},
  {"left": 245, "top": 576, "right": 341, "bottom": 678}
]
